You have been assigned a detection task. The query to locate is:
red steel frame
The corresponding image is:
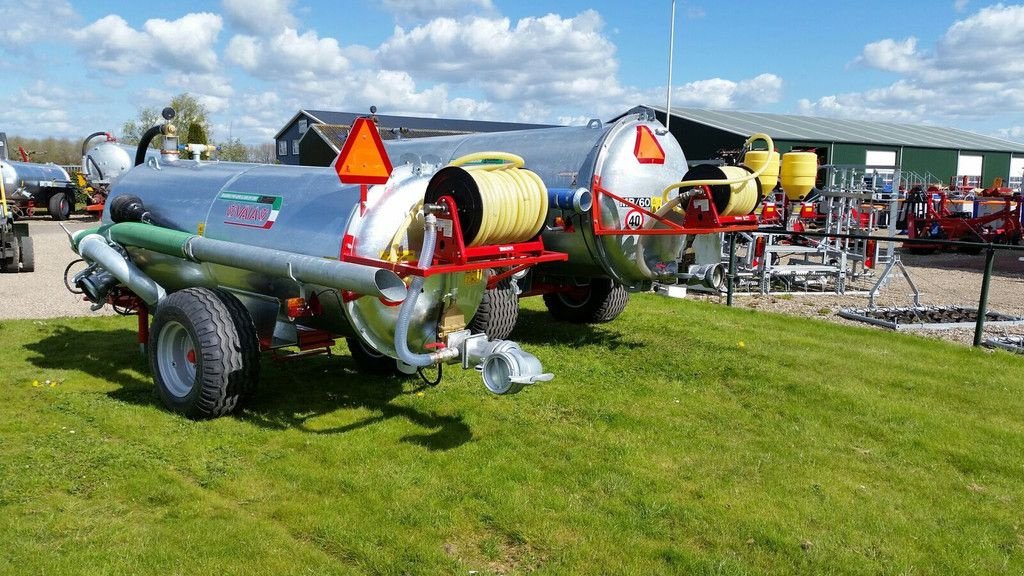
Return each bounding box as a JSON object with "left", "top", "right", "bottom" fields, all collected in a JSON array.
[
  {"left": 906, "top": 191, "right": 1022, "bottom": 247},
  {"left": 589, "top": 176, "right": 759, "bottom": 236},
  {"left": 340, "top": 195, "right": 568, "bottom": 287}
]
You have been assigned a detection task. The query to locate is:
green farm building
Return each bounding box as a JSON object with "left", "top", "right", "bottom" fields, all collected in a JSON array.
[{"left": 648, "top": 106, "right": 1024, "bottom": 190}]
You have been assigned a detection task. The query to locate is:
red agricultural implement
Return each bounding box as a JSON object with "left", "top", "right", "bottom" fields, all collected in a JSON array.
[{"left": 901, "top": 186, "right": 1022, "bottom": 253}]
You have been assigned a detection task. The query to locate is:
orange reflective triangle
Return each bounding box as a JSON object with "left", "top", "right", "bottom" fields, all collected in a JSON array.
[
  {"left": 333, "top": 117, "right": 394, "bottom": 185},
  {"left": 634, "top": 125, "right": 666, "bottom": 164}
]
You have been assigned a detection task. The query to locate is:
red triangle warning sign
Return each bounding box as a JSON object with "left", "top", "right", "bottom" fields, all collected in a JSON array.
[
  {"left": 634, "top": 125, "right": 666, "bottom": 164},
  {"left": 333, "top": 117, "right": 394, "bottom": 185}
]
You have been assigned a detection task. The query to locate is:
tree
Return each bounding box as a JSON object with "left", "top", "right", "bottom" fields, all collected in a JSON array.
[
  {"left": 121, "top": 93, "right": 211, "bottom": 150},
  {"left": 183, "top": 122, "right": 209, "bottom": 159},
  {"left": 247, "top": 142, "right": 278, "bottom": 164},
  {"left": 218, "top": 138, "right": 248, "bottom": 162}
]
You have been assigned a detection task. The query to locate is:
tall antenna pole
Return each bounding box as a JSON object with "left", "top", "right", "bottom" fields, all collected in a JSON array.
[{"left": 665, "top": 0, "right": 676, "bottom": 132}]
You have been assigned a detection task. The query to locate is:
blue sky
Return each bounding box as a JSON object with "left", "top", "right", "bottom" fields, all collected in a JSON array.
[{"left": 2, "top": 0, "right": 1023, "bottom": 146}]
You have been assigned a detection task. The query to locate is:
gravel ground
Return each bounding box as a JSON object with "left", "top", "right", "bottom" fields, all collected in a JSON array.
[
  {"left": 690, "top": 250, "right": 1024, "bottom": 346},
  {"left": 0, "top": 215, "right": 111, "bottom": 320},
  {"left": 3, "top": 216, "right": 1022, "bottom": 348}
]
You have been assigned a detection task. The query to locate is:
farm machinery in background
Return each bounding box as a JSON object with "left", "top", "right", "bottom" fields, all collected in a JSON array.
[
  {"left": 899, "top": 181, "right": 1022, "bottom": 253},
  {"left": 0, "top": 133, "right": 76, "bottom": 220},
  {"left": 64, "top": 106, "right": 770, "bottom": 418},
  {"left": 76, "top": 131, "right": 161, "bottom": 217},
  {"left": 704, "top": 160, "right": 900, "bottom": 295},
  {"left": 0, "top": 153, "right": 34, "bottom": 273}
]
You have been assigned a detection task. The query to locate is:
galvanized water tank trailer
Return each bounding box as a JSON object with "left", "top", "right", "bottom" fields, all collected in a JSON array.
[
  {"left": 0, "top": 159, "right": 74, "bottom": 219},
  {"left": 384, "top": 108, "right": 689, "bottom": 290}
]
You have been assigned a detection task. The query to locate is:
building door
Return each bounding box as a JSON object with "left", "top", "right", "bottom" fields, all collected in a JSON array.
[
  {"left": 1009, "top": 157, "right": 1024, "bottom": 192},
  {"left": 956, "top": 154, "right": 983, "bottom": 190}
]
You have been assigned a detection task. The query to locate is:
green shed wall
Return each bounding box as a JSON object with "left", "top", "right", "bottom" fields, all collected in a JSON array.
[
  {"left": 657, "top": 112, "right": 745, "bottom": 161},
  {"left": 899, "top": 147, "right": 957, "bottom": 184},
  {"left": 976, "top": 151, "right": 1010, "bottom": 187}
]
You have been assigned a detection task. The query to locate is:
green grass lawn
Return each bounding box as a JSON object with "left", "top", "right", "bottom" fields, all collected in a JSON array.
[{"left": 1, "top": 294, "right": 1023, "bottom": 575}]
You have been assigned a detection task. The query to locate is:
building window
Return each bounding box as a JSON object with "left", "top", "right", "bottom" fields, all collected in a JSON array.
[
  {"left": 278, "top": 140, "right": 287, "bottom": 156},
  {"left": 292, "top": 140, "right": 300, "bottom": 155},
  {"left": 298, "top": 119, "right": 308, "bottom": 134}
]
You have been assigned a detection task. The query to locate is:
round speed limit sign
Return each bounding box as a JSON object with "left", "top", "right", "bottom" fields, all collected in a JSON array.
[{"left": 624, "top": 209, "right": 645, "bottom": 230}]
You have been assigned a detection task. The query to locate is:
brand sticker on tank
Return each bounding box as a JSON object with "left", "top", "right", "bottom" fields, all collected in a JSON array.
[{"left": 220, "top": 192, "right": 282, "bottom": 229}]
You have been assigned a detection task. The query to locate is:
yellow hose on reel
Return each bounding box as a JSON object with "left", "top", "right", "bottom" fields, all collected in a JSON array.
[
  {"left": 442, "top": 151, "right": 549, "bottom": 247},
  {"left": 660, "top": 133, "right": 775, "bottom": 216}
]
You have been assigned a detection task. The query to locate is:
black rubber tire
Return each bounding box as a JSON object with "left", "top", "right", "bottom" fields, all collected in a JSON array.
[
  {"left": 1, "top": 236, "right": 20, "bottom": 274},
  {"left": 149, "top": 288, "right": 260, "bottom": 419},
  {"left": 346, "top": 337, "right": 398, "bottom": 375},
  {"left": 18, "top": 236, "right": 34, "bottom": 272},
  {"left": 959, "top": 233, "right": 983, "bottom": 255},
  {"left": 467, "top": 278, "right": 520, "bottom": 340},
  {"left": 542, "top": 278, "right": 630, "bottom": 324},
  {"left": 48, "top": 192, "right": 73, "bottom": 221}
]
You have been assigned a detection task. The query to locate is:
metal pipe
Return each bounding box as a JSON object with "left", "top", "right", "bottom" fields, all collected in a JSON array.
[
  {"left": 95, "top": 222, "right": 407, "bottom": 302},
  {"left": 973, "top": 247, "right": 996, "bottom": 347},
  {"left": 78, "top": 234, "right": 166, "bottom": 306},
  {"left": 665, "top": 0, "right": 676, "bottom": 132},
  {"left": 726, "top": 232, "right": 737, "bottom": 306},
  {"left": 185, "top": 235, "right": 407, "bottom": 302}
]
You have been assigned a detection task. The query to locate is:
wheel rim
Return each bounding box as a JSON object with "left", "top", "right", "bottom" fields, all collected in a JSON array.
[
  {"left": 556, "top": 289, "right": 591, "bottom": 309},
  {"left": 157, "top": 321, "right": 198, "bottom": 398}
]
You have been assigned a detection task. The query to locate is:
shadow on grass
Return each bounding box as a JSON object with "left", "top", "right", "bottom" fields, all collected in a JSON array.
[
  {"left": 244, "top": 356, "right": 472, "bottom": 451},
  {"left": 509, "top": 308, "right": 645, "bottom": 350},
  {"left": 24, "top": 326, "right": 471, "bottom": 451},
  {"left": 24, "top": 327, "right": 150, "bottom": 393}
]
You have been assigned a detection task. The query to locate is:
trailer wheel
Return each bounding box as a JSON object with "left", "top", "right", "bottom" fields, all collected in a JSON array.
[
  {"left": 543, "top": 278, "right": 629, "bottom": 324},
  {"left": 346, "top": 338, "right": 401, "bottom": 375},
  {"left": 1, "top": 236, "right": 20, "bottom": 274},
  {"left": 468, "top": 278, "right": 520, "bottom": 340},
  {"left": 48, "top": 192, "right": 73, "bottom": 221},
  {"left": 18, "top": 236, "right": 34, "bottom": 272},
  {"left": 150, "top": 288, "right": 259, "bottom": 419}
]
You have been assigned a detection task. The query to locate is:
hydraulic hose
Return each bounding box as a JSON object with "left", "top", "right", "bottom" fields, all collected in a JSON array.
[
  {"left": 81, "top": 132, "right": 110, "bottom": 156},
  {"left": 447, "top": 152, "right": 548, "bottom": 246},
  {"left": 393, "top": 212, "right": 454, "bottom": 367},
  {"left": 135, "top": 124, "right": 174, "bottom": 166},
  {"left": 660, "top": 133, "right": 775, "bottom": 207}
]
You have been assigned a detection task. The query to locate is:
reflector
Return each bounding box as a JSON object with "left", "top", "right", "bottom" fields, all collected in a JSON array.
[
  {"left": 333, "top": 117, "right": 394, "bottom": 185},
  {"left": 633, "top": 125, "right": 666, "bottom": 164}
]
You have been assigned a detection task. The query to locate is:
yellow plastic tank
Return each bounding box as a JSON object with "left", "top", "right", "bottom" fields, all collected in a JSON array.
[
  {"left": 743, "top": 150, "right": 780, "bottom": 197},
  {"left": 780, "top": 152, "right": 817, "bottom": 200}
]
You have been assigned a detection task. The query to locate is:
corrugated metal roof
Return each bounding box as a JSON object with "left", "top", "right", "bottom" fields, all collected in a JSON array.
[
  {"left": 304, "top": 123, "right": 474, "bottom": 153},
  {"left": 307, "top": 110, "right": 554, "bottom": 133},
  {"left": 648, "top": 105, "right": 1024, "bottom": 153}
]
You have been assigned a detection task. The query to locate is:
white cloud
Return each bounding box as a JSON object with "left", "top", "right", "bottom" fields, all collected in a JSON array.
[
  {"left": 0, "top": 0, "right": 76, "bottom": 50},
  {"left": 997, "top": 126, "right": 1024, "bottom": 141},
  {"left": 378, "top": 10, "right": 622, "bottom": 107},
  {"left": 226, "top": 28, "right": 349, "bottom": 79},
  {"left": 806, "top": 4, "right": 1024, "bottom": 124},
  {"left": 72, "top": 12, "right": 223, "bottom": 75},
  {"left": 859, "top": 37, "right": 922, "bottom": 73},
  {"left": 954, "top": 0, "right": 970, "bottom": 12},
  {"left": 381, "top": 0, "right": 494, "bottom": 20},
  {"left": 640, "top": 73, "right": 783, "bottom": 111},
  {"left": 165, "top": 72, "right": 234, "bottom": 113},
  {"left": 222, "top": 0, "right": 296, "bottom": 35}
]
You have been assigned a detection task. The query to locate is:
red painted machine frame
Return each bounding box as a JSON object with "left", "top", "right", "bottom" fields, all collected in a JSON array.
[
  {"left": 589, "top": 176, "right": 760, "bottom": 236},
  {"left": 340, "top": 194, "right": 568, "bottom": 290},
  {"left": 905, "top": 190, "right": 1022, "bottom": 250}
]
